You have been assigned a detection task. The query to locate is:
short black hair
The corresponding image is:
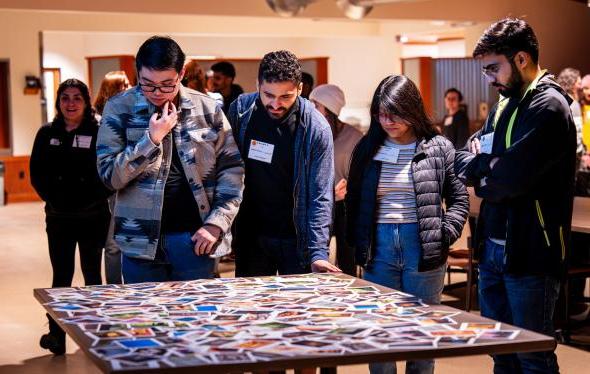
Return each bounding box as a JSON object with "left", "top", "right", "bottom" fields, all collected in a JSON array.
[
  {"left": 258, "top": 50, "right": 302, "bottom": 85},
  {"left": 301, "top": 72, "right": 314, "bottom": 86},
  {"left": 211, "top": 61, "right": 236, "bottom": 79},
  {"left": 444, "top": 87, "right": 463, "bottom": 102},
  {"left": 136, "top": 36, "right": 185, "bottom": 74},
  {"left": 473, "top": 18, "right": 539, "bottom": 64}
]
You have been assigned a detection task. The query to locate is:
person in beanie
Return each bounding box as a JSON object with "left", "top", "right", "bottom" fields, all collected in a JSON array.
[{"left": 310, "top": 84, "right": 363, "bottom": 276}]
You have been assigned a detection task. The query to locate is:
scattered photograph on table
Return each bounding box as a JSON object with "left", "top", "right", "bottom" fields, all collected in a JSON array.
[
  {"left": 478, "top": 330, "right": 520, "bottom": 340},
  {"left": 460, "top": 322, "right": 501, "bottom": 331},
  {"left": 37, "top": 274, "right": 524, "bottom": 371}
]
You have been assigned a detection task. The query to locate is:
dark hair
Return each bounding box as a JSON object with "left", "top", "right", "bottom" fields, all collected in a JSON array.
[
  {"left": 301, "top": 72, "right": 314, "bottom": 86},
  {"left": 473, "top": 18, "right": 539, "bottom": 64},
  {"left": 444, "top": 87, "right": 463, "bottom": 102},
  {"left": 135, "top": 36, "right": 185, "bottom": 74},
  {"left": 94, "top": 71, "right": 129, "bottom": 115},
  {"left": 211, "top": 61, "right": 236, "bottom": 79},
  {"left": 183, "top": 60, "right": 207, "bottom": 93},
  {"left": 54, "top": 79, "right": 96, "bottom": 125},
  {"left": 557, "top": 67, "right": 581, "bottom": 96},
  {"left": 258, "top": 50, "right": 302, "bottom": 85},
  {"left": 351, "top": 75, "right": 436, "bottom": 171}
]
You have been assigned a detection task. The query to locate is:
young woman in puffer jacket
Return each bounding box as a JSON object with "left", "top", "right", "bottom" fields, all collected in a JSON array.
[{"left": 346, "top": 74, "right": 469, "bottom": 374}]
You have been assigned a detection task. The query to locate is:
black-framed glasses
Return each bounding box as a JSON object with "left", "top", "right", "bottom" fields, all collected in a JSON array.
[{"left": 138, "top": 76, "right": 179, "bottom": 93}]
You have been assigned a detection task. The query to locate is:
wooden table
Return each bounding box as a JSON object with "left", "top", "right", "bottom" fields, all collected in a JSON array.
[{"left": 34, "top": 274, "right": 555, "bottom": 373}]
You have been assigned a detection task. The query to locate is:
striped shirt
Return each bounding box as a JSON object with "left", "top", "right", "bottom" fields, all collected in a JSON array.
[{"left": 375, "top": 140, "right": 417, "bottom": 223}]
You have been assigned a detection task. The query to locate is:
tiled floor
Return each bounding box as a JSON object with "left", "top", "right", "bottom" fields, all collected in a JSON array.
[{"left": 0, "top": 202, "right": 588, "bottom": 373}]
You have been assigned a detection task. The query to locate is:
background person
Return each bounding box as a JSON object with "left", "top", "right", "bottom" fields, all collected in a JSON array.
[
  {"left": 310, "top": 83, "right": 362, "bottom": 276},
  {"left": 31, "top": 79, "right": 111, "bottom": 355},
  {"left": 211, "top": 61, "right": 244, "bottom": 115},
  {"left": 441, "top": 87, "right": 470, "bottom": 149},
  {"left": 93, "top": 70, "right": 131, "bottom": 285}
]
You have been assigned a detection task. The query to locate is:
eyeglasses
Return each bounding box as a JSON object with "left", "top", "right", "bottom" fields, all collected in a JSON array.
[
  {"left": 377, "top": 112, "right": 408, "bottom": 125},
  {"left": 481, "top": 54, "right": 516, "bottom": 79},
  {"left": 138, "top": 76, "right": 179, "bottom": 93}
]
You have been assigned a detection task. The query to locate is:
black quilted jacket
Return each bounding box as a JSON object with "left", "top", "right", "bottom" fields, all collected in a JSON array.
[{"left": 346, "top": 135, "right": 469, "bottom": 271}]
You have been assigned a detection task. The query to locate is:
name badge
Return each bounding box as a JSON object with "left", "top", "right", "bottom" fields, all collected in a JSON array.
[
  {"left": 373, "top": 146, "right": 400, "bottom": 163},
  {"left": 49, "top": 138, "right": 60, "bottom": 146},
  {"left": 73, "top": 135, "right": 92, "bottom": 149},
  {"left": 480, "top": 132, "right": 494, "bottom": 154},
  {"left": 443, "top": 116, "right": 453, "bottom": 127},
  {"left": 248, "top": 139, "right": 274, "bottom": 164}
]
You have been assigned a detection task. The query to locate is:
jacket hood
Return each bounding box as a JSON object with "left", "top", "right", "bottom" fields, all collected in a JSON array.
[{"left": 536, "top": 73, "right": 573, "bottom": 106}]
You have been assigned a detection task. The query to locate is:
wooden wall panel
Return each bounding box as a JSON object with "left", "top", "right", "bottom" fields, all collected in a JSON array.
[{"left": 0, "top": 156, "right": 41, "bottom": 203}]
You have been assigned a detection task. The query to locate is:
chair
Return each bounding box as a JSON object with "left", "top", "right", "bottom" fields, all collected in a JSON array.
[
  {"left": 557, "top": 230, "right": 590, "bottom": 343},
  {"left": 445, "top": 216, "right": 478, "bottom": 312}
]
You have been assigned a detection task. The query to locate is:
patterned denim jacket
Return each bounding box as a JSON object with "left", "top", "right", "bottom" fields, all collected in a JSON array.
[{"left": 97, "top": 86, "right": 244, "bottom": 260}]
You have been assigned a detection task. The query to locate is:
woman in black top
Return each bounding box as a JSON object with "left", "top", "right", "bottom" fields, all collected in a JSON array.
[{"left": 30, "top": 79, "right": 111, "bottom": 355}]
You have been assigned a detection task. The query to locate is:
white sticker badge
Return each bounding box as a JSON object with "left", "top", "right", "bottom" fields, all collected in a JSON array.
[
  {"left": 479, "top": 132, "right": 494, "bottom": 154},
  {"left": 73, "top": 135, "right": 92, "bottom": 149},
  {"left": 373, "top": 146, "right": 400, "bottom": 163},
  {"left": 248, "top": 139, "right": 274, "bottom": 164}
]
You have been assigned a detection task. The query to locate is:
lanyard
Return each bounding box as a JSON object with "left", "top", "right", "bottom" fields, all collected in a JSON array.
[{"left": 492, "top": 70, "right": 546, "bottom": 148}]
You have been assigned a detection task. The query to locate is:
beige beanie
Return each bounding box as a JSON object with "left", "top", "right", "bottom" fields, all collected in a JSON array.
[{"left": 309, "top": 84, "right": 346, "bottom": 116}]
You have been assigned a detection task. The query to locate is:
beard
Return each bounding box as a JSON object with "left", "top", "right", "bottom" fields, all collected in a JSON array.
[
  {"left": 494, "top": 62, "right": 525, "bottom": 98},
  {"left": 265, "top": 105, "right": 288, "bottom": 119}
]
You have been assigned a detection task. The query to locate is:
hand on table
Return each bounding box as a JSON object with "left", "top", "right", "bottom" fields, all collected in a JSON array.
[{"left": 311, "top": 260, "right": 341, "bottom": 273}]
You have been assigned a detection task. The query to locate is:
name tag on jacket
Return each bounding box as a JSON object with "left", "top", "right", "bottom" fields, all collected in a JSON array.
[
  {"left": 248, "top": 139, "right": 274, "bottom": 164},
  {"left": 73, "top": 135, "right": 92, "bottom": 149}
]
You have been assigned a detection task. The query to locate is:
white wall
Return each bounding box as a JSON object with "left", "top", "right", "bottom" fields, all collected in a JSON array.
[
  {"left": 401, "top": 39, "right": 466, "bottom": 59},
  {"left": 2, "top": 9, "right": 432, "bottom": 155},
  {"left": 44, "top": 30, "right": 399, "bottom": 130}
]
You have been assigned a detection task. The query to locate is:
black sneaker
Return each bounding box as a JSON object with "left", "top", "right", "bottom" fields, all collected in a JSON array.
[{"left": 39, "top": 332, "right": 65, "bottom": 355}]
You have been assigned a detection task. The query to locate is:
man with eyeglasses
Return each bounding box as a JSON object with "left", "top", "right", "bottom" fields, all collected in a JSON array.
[
  {"left": 97, "top": 36, "right": 244, "bottom": 283},
  {"left": 455, "top": 18, "right": 576, "bottom": 373},
  {"left": 227, "top": 50, "right": 340, "bottom": 276}
]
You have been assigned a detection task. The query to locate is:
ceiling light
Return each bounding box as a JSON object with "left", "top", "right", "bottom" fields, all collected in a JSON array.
[
  {"left": 336, "top": 0, "right": 373, "bottom": 20},
  {"left": 266, "top": 0, "right": 315, "bottom": 17}
]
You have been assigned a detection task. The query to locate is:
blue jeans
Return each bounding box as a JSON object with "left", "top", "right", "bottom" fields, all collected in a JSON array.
[
  {"left": 479, "top": 239, "right": 560, "bottom": 374},
  {"left": 363, "top": 223, "right": 446, "bottom": 374},
  {"left": 122, "top": 232, "right": 215, "bottom": 283}
]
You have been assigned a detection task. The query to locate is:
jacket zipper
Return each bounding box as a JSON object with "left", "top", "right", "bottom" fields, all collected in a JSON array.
[
  {"left": 293, "top": 125, "right": 308, "bottom": 267},
  {"left": 559, "top": 225, "right": 566, "bottom": 261},
  {"left": 535, "top": 200, "right": 551, "bottom": 247}
]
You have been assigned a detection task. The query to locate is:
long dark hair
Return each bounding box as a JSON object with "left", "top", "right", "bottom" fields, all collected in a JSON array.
[
  {"left": 352, "top": 74, "right": 436, "bottom": 171},
  {"left": 54, "top": 79, "right": 96, "bottom": 126}
]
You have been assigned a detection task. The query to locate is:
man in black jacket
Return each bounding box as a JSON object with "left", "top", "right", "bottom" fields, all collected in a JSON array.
[{"left": 455, "top": 18, "right": 576, "bottom": 373}]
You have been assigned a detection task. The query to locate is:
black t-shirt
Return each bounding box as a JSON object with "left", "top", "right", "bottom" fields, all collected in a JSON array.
[
  {"left": 242, "top": 98, "right": 299, "bottom": 238},
  {"left": 160, "top": 137, "right": 203, "bottom": 233}
]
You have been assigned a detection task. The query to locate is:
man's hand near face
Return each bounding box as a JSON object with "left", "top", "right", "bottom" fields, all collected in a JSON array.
[{"left": 148, "top": 101, "right": 177, "bottom": 145}]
